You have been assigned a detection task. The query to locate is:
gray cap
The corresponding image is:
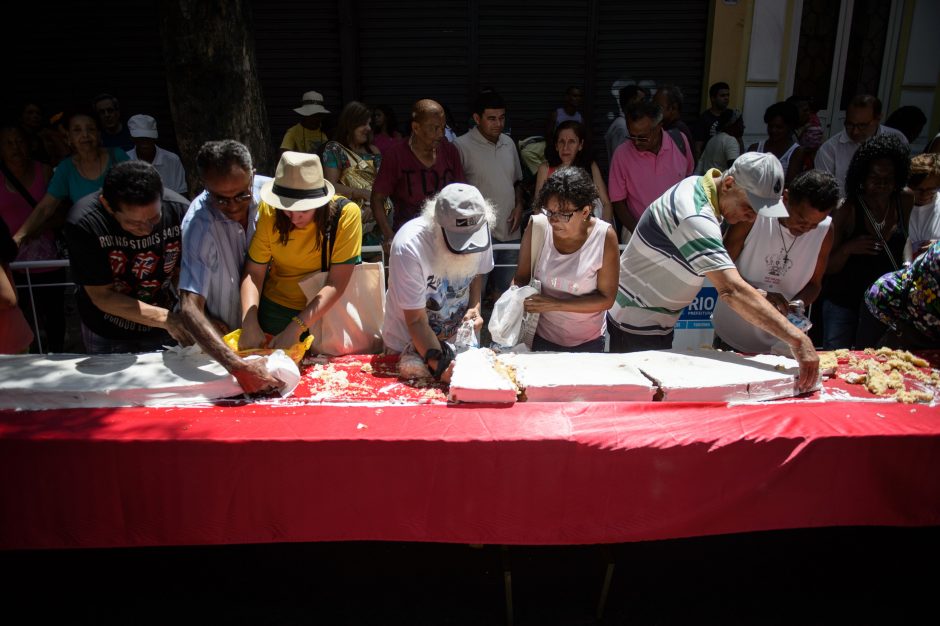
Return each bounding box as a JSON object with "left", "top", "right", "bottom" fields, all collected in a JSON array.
[
  {"left": 727, "top": 152, "right": 787, "bottom": 217},
  {"left": 434, "top": 183, "right": 492, "bottom": 255}
]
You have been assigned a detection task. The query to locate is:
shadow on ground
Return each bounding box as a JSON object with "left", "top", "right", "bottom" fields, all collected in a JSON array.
[{"left": 6, "top": 526, "right": 938, "bottom": 625}]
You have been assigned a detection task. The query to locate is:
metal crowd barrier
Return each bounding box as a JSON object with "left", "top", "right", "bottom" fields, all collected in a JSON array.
[{"left": 11, "top": 242, "right": 631, "bottom": 353}]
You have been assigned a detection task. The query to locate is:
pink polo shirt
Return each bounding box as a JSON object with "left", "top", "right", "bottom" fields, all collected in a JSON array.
[{"left": 608, "top": 131, "right": 694, "bottom": 222}]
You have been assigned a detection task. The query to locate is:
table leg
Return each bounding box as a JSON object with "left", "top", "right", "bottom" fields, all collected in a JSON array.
[{"left": 596, "top": 545, "right": 616, "bottom": 619}]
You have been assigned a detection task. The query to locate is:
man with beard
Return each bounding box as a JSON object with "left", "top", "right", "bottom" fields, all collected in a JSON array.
[{"left": 383, "top": 183, "right": 495, "bottom": 382}]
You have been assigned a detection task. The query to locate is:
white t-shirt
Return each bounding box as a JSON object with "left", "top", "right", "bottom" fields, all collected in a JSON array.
[
  {"left": 712, "top": 214, "right": 830, "bottom": 353},
  {"left": 129, "top": 146, "right": 188, "bottom": 196},
  {"left": 908, "top": 195, "right": 940, "bottom": 251},
  {"left": 383, "top": 217, "right": 494, "bottom": 353}
]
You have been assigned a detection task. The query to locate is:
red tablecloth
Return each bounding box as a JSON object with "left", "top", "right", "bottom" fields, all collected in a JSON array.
[{"left": 3, "top": 362, "right": 939, "bottom": 549}]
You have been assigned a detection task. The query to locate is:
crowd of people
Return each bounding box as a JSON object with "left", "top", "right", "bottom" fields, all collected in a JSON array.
[{"left": 2, "top": 83, "right": 938, "bottom": 394}]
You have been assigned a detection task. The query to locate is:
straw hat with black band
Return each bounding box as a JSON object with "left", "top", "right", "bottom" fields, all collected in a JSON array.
[{"left": 260, "top": 151, "right": 335, "bottom": 211}]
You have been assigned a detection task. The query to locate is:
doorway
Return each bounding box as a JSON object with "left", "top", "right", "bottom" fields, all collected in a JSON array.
[{"left": 791, "top": 0, "right": 903, "bottom": 139}]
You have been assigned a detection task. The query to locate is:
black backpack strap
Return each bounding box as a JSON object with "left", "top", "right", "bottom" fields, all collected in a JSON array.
[
  {"left": 320, "top": 197, "right": 349, "bottom": 271},
  {"left": 666, "top": 128, "right": 687, "bottom": 156}
]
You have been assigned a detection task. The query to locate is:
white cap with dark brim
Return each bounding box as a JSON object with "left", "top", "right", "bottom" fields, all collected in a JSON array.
[
  {"left": 434, "top": 183, "right": 492, "bottom": 255},
  {"left": 727, "top": 152, "right": 788, "bottom": 217}
]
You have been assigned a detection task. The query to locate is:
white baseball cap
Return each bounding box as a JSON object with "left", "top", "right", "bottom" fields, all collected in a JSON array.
[
  {"left": 434, "top": 184, "right": 491, "bottom": 255},
  {"left": 127, "top": 114, "right": 158, "bottom": 139},
  {"left": 727, "top": 152, "right": 787, "bottom": 217}
]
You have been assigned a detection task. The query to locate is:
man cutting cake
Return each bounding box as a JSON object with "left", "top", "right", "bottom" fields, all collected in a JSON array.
[{"left": 607, "top": 152, "right": 819, "bottom": 393}]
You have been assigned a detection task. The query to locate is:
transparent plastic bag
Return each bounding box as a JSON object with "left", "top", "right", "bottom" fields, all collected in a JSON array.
[{"left": 454, "top": 318, "right": 479, "bottom": 352}]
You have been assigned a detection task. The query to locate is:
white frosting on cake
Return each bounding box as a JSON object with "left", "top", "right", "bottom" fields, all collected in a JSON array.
[
  {"left": 624, "top": 349, "right": 811, "bottom": 402},
  {"left": 447, "top": 349, "right": 814, "bottom": 404},
  {"left": 0, "top": 349, "right": 253, "bottom": 410},
  {"left": 498, "top": 352, "right": 655, "bottom": 402},
  {"left": 448, "top": 348, "right": 518, "bottom": 404}
]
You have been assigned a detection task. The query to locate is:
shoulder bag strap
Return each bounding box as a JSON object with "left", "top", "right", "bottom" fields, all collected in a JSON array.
[
  {"left": 0, "top": 161, "right": 37, "bottom": 208},
  {"left": 666, "top": 128, "right": 687, "bottom": 156},
  {"left": 321, "top": 198, "right": 349, "bottom": 271},
  {"left": 857, "top": 197, "right": 899, "bottom": 271},
  {"left": 529, "top": 213, "right": 548, "bottom": 277},
  {"left": 340, "top": 144, "right": 363, "bottom": 167}
]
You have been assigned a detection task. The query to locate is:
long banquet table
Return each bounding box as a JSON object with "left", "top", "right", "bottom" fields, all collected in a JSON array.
[{"left": 2, "top": 353, "right": 939, "bottom": 550}]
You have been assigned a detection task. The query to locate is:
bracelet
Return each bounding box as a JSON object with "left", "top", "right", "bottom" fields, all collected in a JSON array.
[{"left": 291, "top": 315, "right": 308, "bottom": 332}]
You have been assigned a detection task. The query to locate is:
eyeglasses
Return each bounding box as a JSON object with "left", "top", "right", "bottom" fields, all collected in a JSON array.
[
  {"left": 844, "top": 120, "right": 874, "bottom": 131},
  {"left": 627, "top": 126, "right": 660, "bottom": 145},
  {"left": 541, "top": 207, "right": 579, "bottom": 222},
  {"left": 209, "top": 190, "right": 253, "bottom": 208}
]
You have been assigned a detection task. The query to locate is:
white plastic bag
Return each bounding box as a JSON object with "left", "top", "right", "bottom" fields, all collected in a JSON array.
[
  {"left": 246, "top": 349, "right": 301, "bottom": 397},
  {"left": 488, "top": 285, "right": 539, "bottom": 347}
]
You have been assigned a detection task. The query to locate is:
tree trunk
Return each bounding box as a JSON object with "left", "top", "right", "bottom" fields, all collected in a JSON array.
[{"left": 157, "top": 0, "right": 273, "bottom": 194}]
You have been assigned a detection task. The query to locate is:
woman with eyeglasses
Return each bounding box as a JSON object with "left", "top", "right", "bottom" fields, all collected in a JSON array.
[
  {"left": 512, "top": 167, "right": 619, "bottom": 352},
  {"left": 13, "top": 109, "right": 129, "bottom": 247},
  {"left": 534, "top": 120, "right": 613, "bottom": 222},
  {"left": 821, "top": 134, "right": 913, "bottom": 349}
]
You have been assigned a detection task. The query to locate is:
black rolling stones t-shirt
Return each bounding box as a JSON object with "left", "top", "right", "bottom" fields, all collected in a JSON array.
[{"left": 64, "top": 190, "right": 188, "bottom": 339}]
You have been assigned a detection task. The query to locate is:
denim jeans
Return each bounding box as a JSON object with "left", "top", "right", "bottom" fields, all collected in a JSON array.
[
  {"left": 821, "top": 299, "right": 857, "bottom": 349},
  {"left": 822, "top": 298, "right": 889, "bottom": 349}
]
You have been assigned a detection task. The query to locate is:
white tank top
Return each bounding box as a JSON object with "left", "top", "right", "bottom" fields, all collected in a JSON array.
[
  {"left": 712, "top": 214, "right": 831, "bottom": 353},
  {"left": 756, "top": 140, "right": 798, "bottom": 173},
  {"left": 534, "top": 219, "right": 610, "bottom": 347}
]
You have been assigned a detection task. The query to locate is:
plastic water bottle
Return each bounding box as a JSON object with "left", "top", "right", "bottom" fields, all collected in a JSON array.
[
  {"left": 786, "top": 300, "right": 812, "bottom": 332},
  {"left": 454, "top": 319, "right": 479, "bottom": 352}
]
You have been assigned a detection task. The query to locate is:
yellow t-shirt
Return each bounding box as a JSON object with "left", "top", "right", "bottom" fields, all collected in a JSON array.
[
  {"left": 248, "top": 196, "right": 363, "bottom": 310},
  {"left": 280, "top": 123, "right": 329, "bottom": 154}
]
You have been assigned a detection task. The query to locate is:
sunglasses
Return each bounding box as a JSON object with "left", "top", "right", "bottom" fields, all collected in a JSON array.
[{"left": 209, "top": 191, "right": 253, "bottom": 208}]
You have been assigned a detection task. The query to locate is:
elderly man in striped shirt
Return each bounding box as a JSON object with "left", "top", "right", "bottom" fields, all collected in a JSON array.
[{"left": 607, "top": 152, "right": 819, "bottom": 393}]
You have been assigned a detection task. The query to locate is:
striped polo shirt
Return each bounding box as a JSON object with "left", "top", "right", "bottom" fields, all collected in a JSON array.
[{"left": 608, "top": 169, "right": 734, "bottom": 335}]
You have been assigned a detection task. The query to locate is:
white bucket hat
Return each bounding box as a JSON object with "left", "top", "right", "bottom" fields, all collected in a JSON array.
[
  {"left": 294, "top": 91, "right": 330, "bottom": 116},
  {"left": 260, "top": 152, "right": 335, "bottom": 212}
]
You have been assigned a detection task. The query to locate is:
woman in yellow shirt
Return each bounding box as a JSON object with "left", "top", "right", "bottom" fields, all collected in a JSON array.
[{"left": 239, "top": 152, "right": 362, "bottom": 350}]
